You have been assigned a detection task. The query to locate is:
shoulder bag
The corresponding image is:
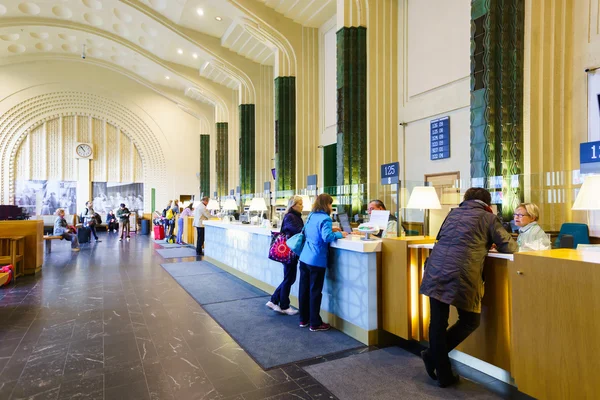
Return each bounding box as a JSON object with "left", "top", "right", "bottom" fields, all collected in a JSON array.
[
  {"left": 268, "top": 232, "right": 293, "bottom": 263},
  {"left": 286, "top": 213, "right": 312, "bottom": 256}
]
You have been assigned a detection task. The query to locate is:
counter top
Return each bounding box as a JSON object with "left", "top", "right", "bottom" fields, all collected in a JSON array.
[
  {"left": 331, "top": 237, "right": 381, "bottom": 253},
  {"left": 204, "top": 220, "right": 381, "bottom": 253},
  {"left": 408, "top": 243, "right": 515, "bottom": 261},
  {"left": 517, "top": 248, "right": 600, "bottom": 263},
  {"left": 204, "top": 220, "right": 275, "bottom": 236}
]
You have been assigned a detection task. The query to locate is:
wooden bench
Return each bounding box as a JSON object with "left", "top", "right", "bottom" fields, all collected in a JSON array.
[{"left": 43, "top": 235, "right": 63, "bottom": 253}]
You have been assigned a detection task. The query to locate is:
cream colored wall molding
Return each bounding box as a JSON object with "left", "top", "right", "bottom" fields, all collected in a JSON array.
[
  {"left": 228, "top": 1, "right": 299, "bottom": 77},
  {"left": 0, "top": 54, "right": 214, "bottom": 123},
  {"left": 337, "top": 0, "right": 368, "bottom": 28},
  {"left": 0, "top": 91, "right": 166, "bottom": 208},
  {"left": 0, "top": 17, "right": 232, "bottom": 117},
  {"left": 119, "top": 0, "right": 258, "bottom": 103}
]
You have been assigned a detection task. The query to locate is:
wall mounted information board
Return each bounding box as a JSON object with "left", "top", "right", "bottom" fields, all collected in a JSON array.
[{"left": 430, "top": 116, "right": 451, "bottom": 160}]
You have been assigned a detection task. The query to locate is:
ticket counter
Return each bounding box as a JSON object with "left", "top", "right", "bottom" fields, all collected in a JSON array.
[
  {"left": 382, "top": 237, "right": 600, "bottom": 399},
  {"left": 203, "top": 221, "right": 382, "bottom": 344}
]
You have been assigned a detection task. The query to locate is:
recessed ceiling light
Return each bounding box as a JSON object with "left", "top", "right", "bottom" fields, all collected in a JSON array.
[
  {"left": 215, "top": 16, "right": 222, "bottom": 21},
  {"left": 192, "top": 53, "right": 198, "bottom": 59},
  {"left": 165, "top": 76, "right": 170, "bottom": 80},
  {"left": 196, "top": 8, "right": 204, "bottom": 16},
  {"left": 177, "top": 48, "right": 183, "bottom": 55}
]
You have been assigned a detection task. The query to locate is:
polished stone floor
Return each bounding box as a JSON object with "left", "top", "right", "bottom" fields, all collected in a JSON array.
[
  {"left": 0, "top": 232, "right": 343, "bottom": 400},
  {"left": 0, "top": 232, "right": 528, "bottom": 400}
]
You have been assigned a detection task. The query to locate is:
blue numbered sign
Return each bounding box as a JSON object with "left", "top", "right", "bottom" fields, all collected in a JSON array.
[
  {"left": 381, "top": 162, "right": 399, "bottom": 185},
  {"left": 431, "top": 116, "right": 451, "bottom": 160},
  {"left": 580, "top": 140, "right": 600, "bottom": 174}
]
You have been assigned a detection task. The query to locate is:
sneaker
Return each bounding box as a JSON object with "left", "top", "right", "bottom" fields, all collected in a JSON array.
[
  {"left": 299, "top": 322, "right": 309, "bottom": 328},
  {"left": 280, "top": 308, "right": 299, "bottom": 316},
  {"left": 72, "top": 248, "right": 80, "bottom": 252},
  {"left": 265, "top": 301, "right": 280, "bottom": 312},
  {"left": 309, "top": 323, "right": 331, "bottom": 332},
  {"left": 95, "top": 239, "right": 101, "bottom": 242},
  {"left": 118, "top": 238, "right": 122, "bottom": 241},
  {"left": 126, "top": 237, "right": 130, "bottom": 241}
]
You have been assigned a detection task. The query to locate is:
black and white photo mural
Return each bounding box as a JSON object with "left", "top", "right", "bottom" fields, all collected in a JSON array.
[
  {"left": 92, "top": 182, "right": 144, "bottom": 213},
  {"left": 15, "top": 180, "right": 77, "bottom": 216}
]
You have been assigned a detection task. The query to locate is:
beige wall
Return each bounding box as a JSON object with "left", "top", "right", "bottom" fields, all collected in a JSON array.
[
  {"left": 15, "top": 116, "right": 143, "bottom": 183},
  {"left": 398, "top": 0, "right": 471, "bottom": 185},
  {"left": 525, "top": 0, "right": 599, "bottom": 233},
  {"left": 0, "top": 59, "right": 213, "bottom": 212}
]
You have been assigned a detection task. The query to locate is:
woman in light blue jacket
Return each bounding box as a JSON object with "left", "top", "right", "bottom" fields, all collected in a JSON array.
[
  {"left": 298, "top": 194, "right": 348, "bottom": 332},
  {"left": 514, "top": 203, "right": 551, "bottom": 250}
]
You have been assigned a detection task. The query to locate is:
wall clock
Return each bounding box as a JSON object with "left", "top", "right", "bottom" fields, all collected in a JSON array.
[{"left": 75, "top": 143, "right": 93, "bottom": 159}]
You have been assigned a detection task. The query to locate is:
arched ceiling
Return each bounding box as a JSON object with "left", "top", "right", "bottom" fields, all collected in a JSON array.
[{"left": 0, "top": 0, "right": 337, "bottom": 112}]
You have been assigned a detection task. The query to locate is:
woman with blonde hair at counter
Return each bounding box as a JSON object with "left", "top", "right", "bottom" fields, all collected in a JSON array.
[
  {"left": 298, "top": 193, "right": 348, "bottom": 332},
  {"left": 266, "top": 196, "right": 304, "bottom": 315},
  {"left": 513, "top": 203, "right": 551, "bottom": 250}
]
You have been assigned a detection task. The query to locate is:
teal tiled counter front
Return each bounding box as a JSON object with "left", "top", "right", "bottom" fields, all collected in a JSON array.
[{"left": 203, "top": 221, "right": 381, "bottom": 344}]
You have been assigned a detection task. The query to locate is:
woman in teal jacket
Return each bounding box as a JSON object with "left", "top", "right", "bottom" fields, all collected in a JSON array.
[{"left": 298, "top": 193, "right": 348, "bottom": 331}]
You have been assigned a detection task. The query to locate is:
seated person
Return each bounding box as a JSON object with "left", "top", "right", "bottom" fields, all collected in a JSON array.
[
  {"left": 54, "top": 208, "right": 79, "bottom": 252},
  {"left": 106, "top": 210, "right": 118, "bottom": 232},
  {"left": 366, "top": 199, "right": 405, "bottom": 238},
  {"left": 513, "top": 203, "right": 551, "bottom": 250}
]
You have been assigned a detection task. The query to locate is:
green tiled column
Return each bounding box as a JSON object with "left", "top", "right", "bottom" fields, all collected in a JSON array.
[
  {"left": 470, "top": 0, "right": 524, "bottom": 219},
  {"left": 239, "top": 104, "right": 256, "bottom": 196},
  {"left": 275, "top": 77, "right": 296, "bottom": 192},
  {"left": 216, "top": 122, "right": 228, "bottom": 197},
  {"left": 337, "top": 26, "right": 367, "bottom": 213},
  {"left": 200, "top": 134, "right": 210, "bottom": 197}
]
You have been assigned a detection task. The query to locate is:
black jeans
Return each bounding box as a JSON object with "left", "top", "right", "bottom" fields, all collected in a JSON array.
[
  {"left": 428, "top": 297, "right": 481, "bottom": 380},
  {"left": 271, "top": 258, "right": 298, "bottom": 310},
  {"left": 298, "top": 262, "right": 326, "bottom": 327},
  {"left": 108, "top": 221, "right": 118, "bottom": 232},
  {"left": 196, "top": 227, "right": 205, "bottom": 254},
  {"left": 88, "top": 224, "right": 98, "bottom": 240}
]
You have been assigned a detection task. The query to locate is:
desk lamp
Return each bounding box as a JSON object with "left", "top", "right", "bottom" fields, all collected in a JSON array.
[
  {"left": 222, "top": 199, "right": 238, "bottom": 221},
  {"left": 572, "top": 175, "right": 600, "bottom": 235},
  {"left": 406, "top": 186, "right": 441, "bottom": 237},
  {"left": 249, "top": 197, "right": 268, "bottom": 225},
  {"left": 206, "top": 199, "right": 220, "bottom": 216}
]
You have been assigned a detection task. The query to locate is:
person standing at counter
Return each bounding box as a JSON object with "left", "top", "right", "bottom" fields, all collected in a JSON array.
[
  {"left": 298, "top": 194, "right": 348, "bottom": 332},
  {"left": 419, "top": 187, "right": 517, "bottom": 387},
  {"left": 193, "top": 197, "right": 211, "bottom": 255},
  {"left": 266, "top": 196, "right": 304, "bottom": 316},
  {"left": 514, "top": 203, "right": 551, "bottom": 251},
  {"left": 176, "top": 203, "right": 194, "bottom": 245}
]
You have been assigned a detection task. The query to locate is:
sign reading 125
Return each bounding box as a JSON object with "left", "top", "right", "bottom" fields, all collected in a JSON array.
[
  {"left": 381, "top": 162, "right": 399, "bottom": 185},
  {"left": 580, "top": 140, "right": 600, "bottom": 174}
]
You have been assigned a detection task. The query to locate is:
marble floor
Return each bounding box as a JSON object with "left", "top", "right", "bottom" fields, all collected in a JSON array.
[{"left": 0, "top": 232, "right": 527, "bottom": 400}]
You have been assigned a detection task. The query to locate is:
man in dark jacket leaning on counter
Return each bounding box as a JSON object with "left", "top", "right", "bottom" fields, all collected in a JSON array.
[{"left": 420, "top": 187, "right": 518, "bottom": 388}]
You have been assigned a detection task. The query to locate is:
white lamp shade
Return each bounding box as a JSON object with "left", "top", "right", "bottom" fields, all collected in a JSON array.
[
  {"left": 206, "top": 199, "right": 220, "bottom": 210},
  {"left": 300, "top": 195, "right": 312, "bottom": 212},
  {"left": 249, "top": 197, "right": 268, "bottom": 212},
  {"left": 572, "top": 175, "right": 600, "bottom": 210},
  {"left": 223, "top": 199, "right": 238, "bottom": 211},
  {"left": 406, "top": 186, "right": 442, "bottom": 209}
]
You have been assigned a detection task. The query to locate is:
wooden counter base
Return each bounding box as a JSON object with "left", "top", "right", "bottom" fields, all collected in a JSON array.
[{"left": 0, "top": 220, "right": 43, "bottom": 275}]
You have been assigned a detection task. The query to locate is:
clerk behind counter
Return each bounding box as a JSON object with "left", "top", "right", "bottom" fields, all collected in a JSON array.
[
  {"left": 367, "top": 199, "right": 405, "bottom": 238},
  {"left": 513, "top": 203, "right": 551, "bottom": 251}
]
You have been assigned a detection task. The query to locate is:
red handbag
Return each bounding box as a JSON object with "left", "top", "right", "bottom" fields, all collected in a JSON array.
[{"left": 268, "top": 233, "right": 293, "bottom": 263}]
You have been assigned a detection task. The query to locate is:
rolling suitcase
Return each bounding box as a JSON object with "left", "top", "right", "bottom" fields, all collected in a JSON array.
[
  {"left": 78, "top": 227, "right": 91, "bottom": 244},
  {"left": 153, "top": 225, "right": 165, "bottom": 240}
]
